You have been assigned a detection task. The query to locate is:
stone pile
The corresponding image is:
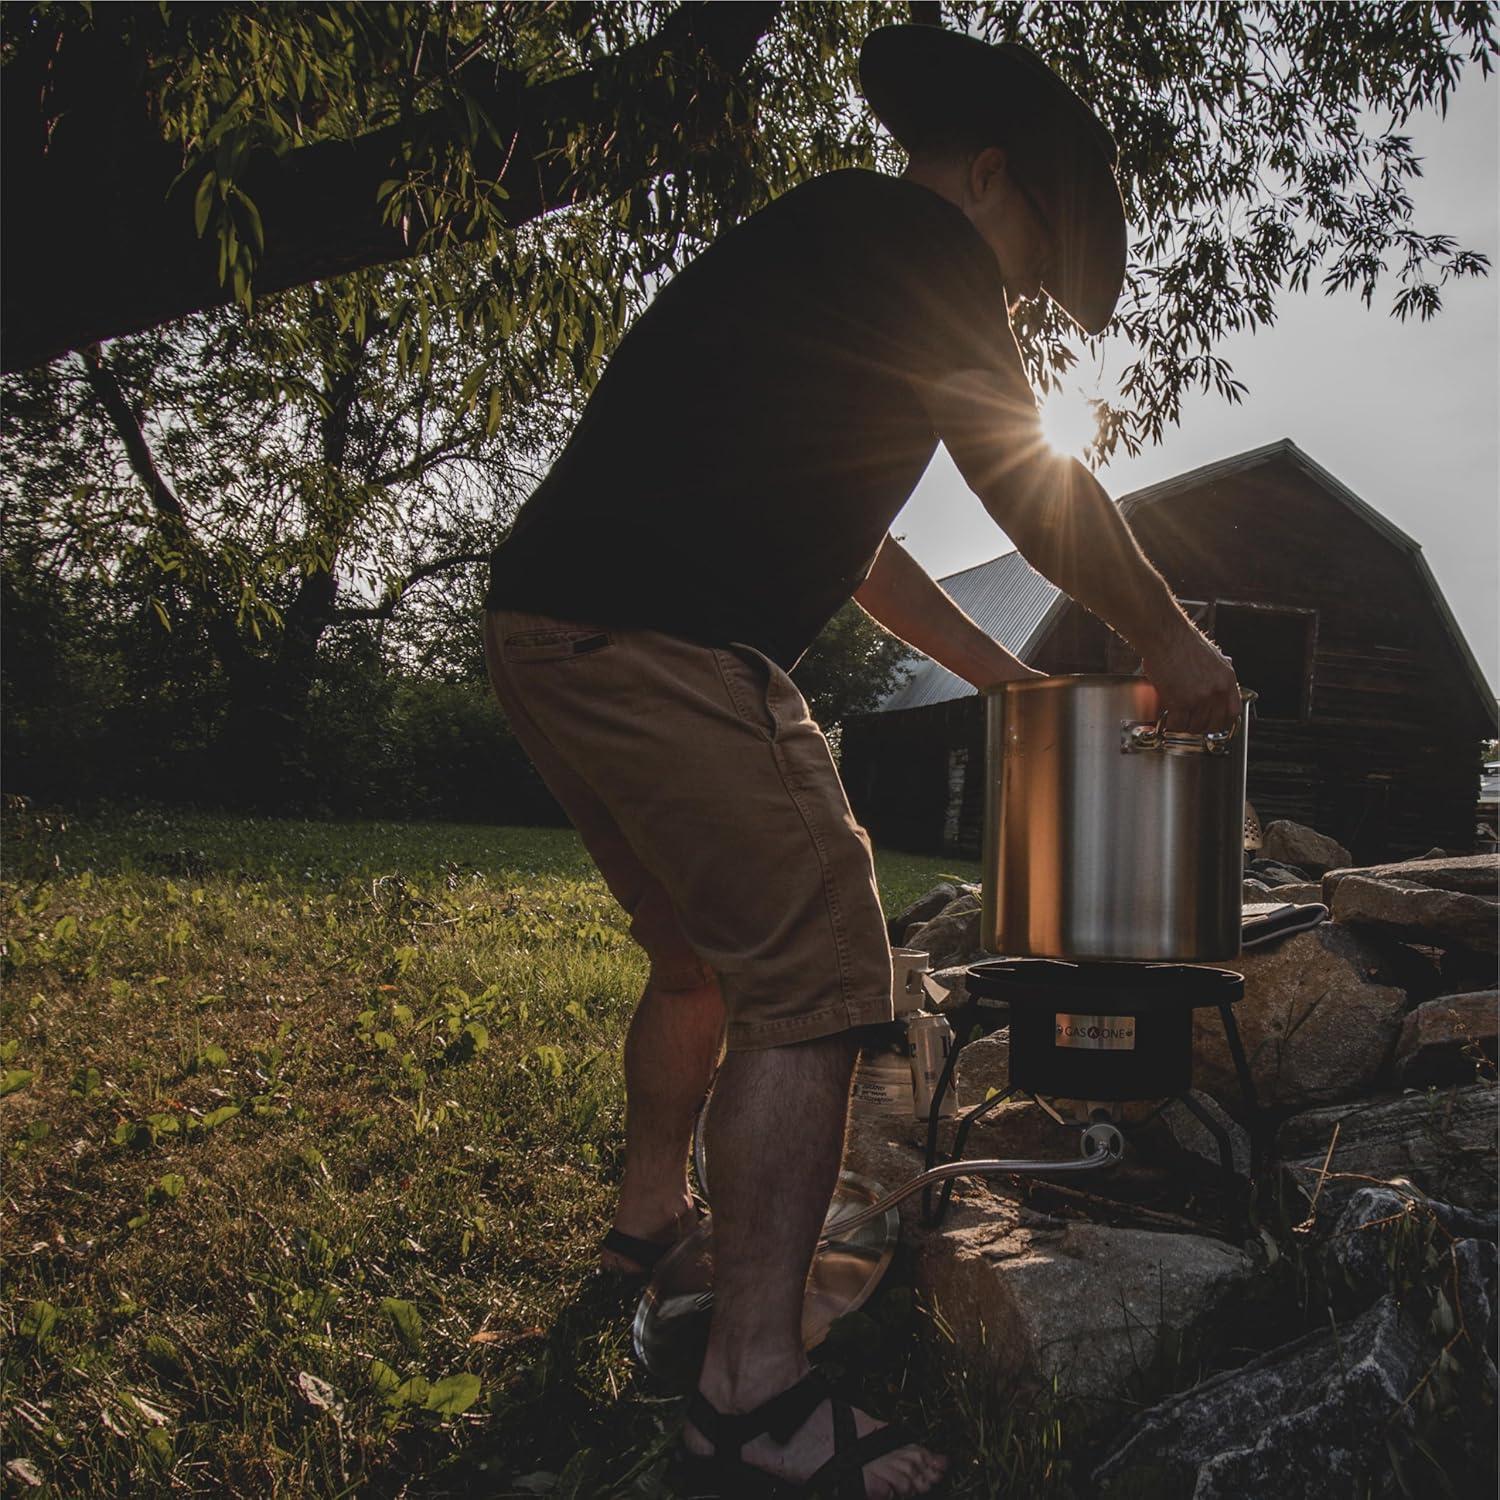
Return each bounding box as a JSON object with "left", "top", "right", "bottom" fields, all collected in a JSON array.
[{"left": 863, "top": 823, "right": 1497, "bottom": 1489}]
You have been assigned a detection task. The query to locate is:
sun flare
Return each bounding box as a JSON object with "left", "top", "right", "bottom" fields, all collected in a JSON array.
[{"left": 1039, "top": 383, "right": 1100, "bottom": 460}]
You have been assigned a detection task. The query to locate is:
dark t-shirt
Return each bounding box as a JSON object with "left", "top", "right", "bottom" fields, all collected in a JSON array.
[{"left": 485, "top": 169, "right": 1029, "bottom": 668}]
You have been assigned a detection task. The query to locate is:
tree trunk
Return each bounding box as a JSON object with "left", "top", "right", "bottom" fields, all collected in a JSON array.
[{"left": 214, "top": 568, "right": 339, "bottom": 811}]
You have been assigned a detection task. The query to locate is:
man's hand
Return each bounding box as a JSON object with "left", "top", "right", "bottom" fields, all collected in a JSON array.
[{"left": 1139, "top": 619, "right": 1242, "bottom": 737}]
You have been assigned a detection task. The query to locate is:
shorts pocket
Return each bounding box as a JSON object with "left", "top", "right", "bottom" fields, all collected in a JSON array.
[
  {"left": 502, "top": 627, "right": 614, "bottom": 664},
  {"left": 715, "top": 642, "right": 783, "bottom": 742}
]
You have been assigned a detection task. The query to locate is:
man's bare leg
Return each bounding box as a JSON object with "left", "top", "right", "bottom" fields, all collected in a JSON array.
[
  {"left": 603, "top": 975, "right": 724, "bottom": 1269},
  {"left": 687, "top": 1034, "right": 946, "bottom": 1497}
]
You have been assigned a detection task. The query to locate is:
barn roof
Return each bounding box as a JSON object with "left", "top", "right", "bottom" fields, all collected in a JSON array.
[{"left": 877, "top": 439, "right": 1496, "bottom": 722}]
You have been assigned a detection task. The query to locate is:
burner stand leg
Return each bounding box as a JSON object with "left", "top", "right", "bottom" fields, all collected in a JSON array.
[
  {"left": 921, "top": 1017, "right": 975, "bottom": 1178},
  {"left": 923, "top": 1083, "right": 1022, "bottom": 1227},
  {"left": 1175, "top": 1087, "right": 1253, "bottom": 1241},
  {"left": 1216, "top": 1002, "right": 1266, "bottom": 1178},
  {"left": 1175, "top": 1088, "right": 1236, "bottom": 1182}
]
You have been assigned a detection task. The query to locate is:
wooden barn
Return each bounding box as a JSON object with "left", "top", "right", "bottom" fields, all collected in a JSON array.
[{"left": 841, "top": 440, "right": 1497, "bottom": 864}]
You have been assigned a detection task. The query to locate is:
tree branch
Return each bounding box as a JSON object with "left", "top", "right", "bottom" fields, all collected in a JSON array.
[
  {"left": 3, "top": 3, "right": 780, "bottom": 371},
  {"left": 333, "top": 550, "right": 489, "bottom": 622},
  {"left": 77, "top": 346, "right": 254, "bottom": 675}
]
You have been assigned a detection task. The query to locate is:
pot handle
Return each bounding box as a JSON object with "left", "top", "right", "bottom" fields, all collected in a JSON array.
[{"left": 1121, "top": 692, "right": 1256, "bottom": 756}]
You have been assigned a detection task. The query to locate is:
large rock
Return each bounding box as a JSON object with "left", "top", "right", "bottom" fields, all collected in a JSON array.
[
  {"left": 904, "top": 894, "right": 984, "bottom": 971},
  {"left": 841, "top": 1065, "right": 1253, "bottom": 1414},
  {"left": 1277, "top": 1084, "right": 1499, "bottom": 1214},
  {"left": 912, "top": 1189, "right": 1253, "bottom": 1409},
  {"left": 1331, "top": 875, "right": 1497, "bottom": 955},
  {"left": 1093, "top": 1294, "right": 1426, "bottom": 1499},
  {"left": 1155, "top": 1090, "right": 1253, "bottom": 1179},
  {"left": 1261, "top": 819, "right": 1352, "bottom": 876},
  {"left": 1454, "top": 1237, "right": 1499, "bottom": 1373},
  {"left": 1395, "top": 991, "right": 1498, "bottom": 1087},
  {"left": 887, "top": 883, "right": 958, "bottom": 947},
  {"left": 1323, "top": 852, "right": 1499, "bottom": 902},
  {"left": 1272, "top": 882, "right": 1324, "bottom": 905},
  {"left": 1191, "top": 923, "right": 1407, "bottom": 1112},
  {"left": 1247, "top": 857, "right": 1311, "bottom": 886},
  {"left": 1323, "top": 1182, "right": 1497, "bottom": 1312}
]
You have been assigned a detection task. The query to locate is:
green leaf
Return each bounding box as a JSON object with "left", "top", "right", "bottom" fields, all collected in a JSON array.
[
  {"left": 458, "top": 363, "right": 487, "bottom": 409},
  {"left": 390, "top": 1374, "right": 430, "bottom": 1408},
  {"left": 367, "top": 1357, "right": 400, "bottom": 1394},
  {"left": 20, "top": 1300, "right": 60, "bottom": 1341},
  {"left": 195, "top": 1043, "right": 229, "bottom": 1070},
  {"left": 231, "top": 185, "right": 266, "bottom": 255},
  {"left": 380, "top": 1297, "right": 423, "bottom": 1355},
  {"left": 423, "top": 1372, "right": 481, "bottom": 1416},
  {"left": 1, "top": 1069, "right": 35, "bottom": 1098},
  {"left": 199, "top": 1105, "right": 241, "bottom": 1130},
  {"left": 193, "top": 171, "right": 218, "bottom": 237},
  {"left": 69, "top": 1065, "right": 102, "bottom": 1098}
]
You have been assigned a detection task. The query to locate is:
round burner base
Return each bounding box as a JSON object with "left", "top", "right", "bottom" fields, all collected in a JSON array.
[{"left": 967, "top": 958, "right": 1244, "bottom": 1102}]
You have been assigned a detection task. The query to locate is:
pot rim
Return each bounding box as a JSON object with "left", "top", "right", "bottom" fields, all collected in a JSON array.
[{"left": 984, "top": 674, "right": 1255, "bottom": 703}]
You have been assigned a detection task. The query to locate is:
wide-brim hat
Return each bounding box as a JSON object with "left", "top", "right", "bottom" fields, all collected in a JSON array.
[{"left": 860, "top": 25, "right": 1127, "bottom": 336}]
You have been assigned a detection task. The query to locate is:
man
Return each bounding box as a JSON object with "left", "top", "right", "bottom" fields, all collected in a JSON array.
[{"left": 483, "top": 25, "right": 1239, "bottom": 1498}]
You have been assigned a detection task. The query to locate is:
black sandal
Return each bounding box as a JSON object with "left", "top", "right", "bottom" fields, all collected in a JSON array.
[
  {"left": 678, "top": 1369, "right": 924, "bottom": 1498},
  {"left": 600, "top": 1199, "right": 707, "bottom": 1279},
  {"left": 600, "top": 1225, "right": 678, "bottom": 1275}
]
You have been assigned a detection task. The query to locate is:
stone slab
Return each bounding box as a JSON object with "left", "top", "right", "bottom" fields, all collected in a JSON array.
[
  {"left": 888, "top": 883, "right": 958, "bottom": 947},
  {"left": 1331, "top": 874, "right": 1497, "bottom": 955},
  {"left": 842, "top": 1057, "right": 1254, "bottom": 1415},
  {"left": 1277, "top": 1083, "right": 1498, "bottom": 1213},
  {"left": 916, "top": 1208, "right": 1254, "bottom": 1411},
  {"left": 904, "top": 896, "right": 983, "bottom": 971},
  {"left": 1395, "top": 991, "right": 1498, "bottom": 1087},
  {"left": 1093, "top": 1294, "right": 1425, "bottom": 1498},
  {"left": 1262, "top": 819, "right": 1352, "bottom": 877},
  {"left": 1191, "top": 923, "right": 1407, "bottom": 1112},
  {"left": 1322, "top": 853, "right": 1499, "bottom": 902}
]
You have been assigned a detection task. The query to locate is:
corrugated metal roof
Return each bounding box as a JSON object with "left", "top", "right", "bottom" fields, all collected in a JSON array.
[
  {"left": 872, "top": 439, "right": 1498, "bottom": 725},
  {"left": 879, "top": 552, "right": 1063, "bottom": 711}
]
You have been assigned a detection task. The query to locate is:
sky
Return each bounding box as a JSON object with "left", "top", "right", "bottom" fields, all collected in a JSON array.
[{"left": 894, "top": 70, "right": 1500, "bottom": 697}]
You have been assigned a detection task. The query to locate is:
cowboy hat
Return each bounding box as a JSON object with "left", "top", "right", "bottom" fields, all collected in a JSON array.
[{"left": 859, "top": 25, "right": 1127, "bottom": 335}]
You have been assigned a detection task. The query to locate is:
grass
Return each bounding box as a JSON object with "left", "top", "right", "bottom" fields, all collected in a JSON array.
[{"left": 3, "top": 805, "right": 1040, "bottom": 1498}]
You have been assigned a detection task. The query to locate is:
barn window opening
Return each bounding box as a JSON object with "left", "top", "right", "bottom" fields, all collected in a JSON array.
[{"left": 1212, "top": 604, "right": 1314, "bottom": 720}]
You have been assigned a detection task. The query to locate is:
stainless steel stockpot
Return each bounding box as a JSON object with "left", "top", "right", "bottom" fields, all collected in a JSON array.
[{"left": 980, "top": 676, "right": 1250, "bottom": 962}]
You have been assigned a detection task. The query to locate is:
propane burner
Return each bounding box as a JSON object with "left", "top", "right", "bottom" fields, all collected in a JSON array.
[{"left": 919, "top": 957, "right": 1263, "bottom": 1229}]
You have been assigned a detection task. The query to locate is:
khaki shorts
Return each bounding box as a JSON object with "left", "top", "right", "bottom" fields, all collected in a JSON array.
[{"left": 483, "top": 609, "right": 894, "bottom": 1050}]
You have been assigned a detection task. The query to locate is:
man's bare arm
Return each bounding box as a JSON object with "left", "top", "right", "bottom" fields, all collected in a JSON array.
[
  {"left": 853, "top": 535, "right": 1041, "bottom": 690},
  {"left": 922, "top": 368, "right": 1241, "bottom": 734}
]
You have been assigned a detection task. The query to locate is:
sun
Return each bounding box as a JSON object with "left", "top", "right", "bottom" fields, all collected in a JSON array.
[{"left": 1039, "top": 383, "right": 1100, "bottom": 460}]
